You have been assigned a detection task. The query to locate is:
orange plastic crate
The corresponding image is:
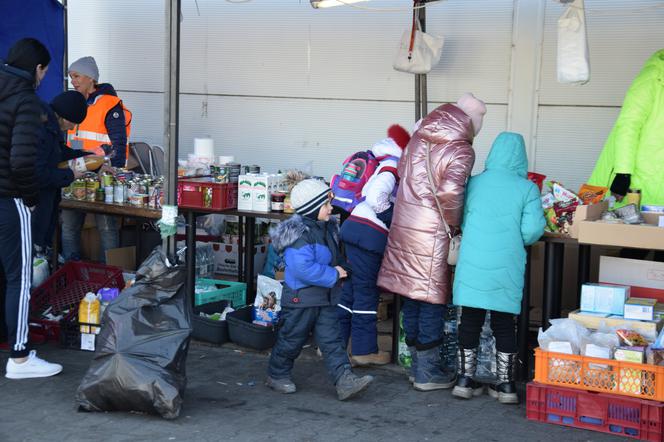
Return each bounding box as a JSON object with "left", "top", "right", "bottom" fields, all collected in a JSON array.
[{"left": 534, "top": 348, "right": 664, "bottom": 402}]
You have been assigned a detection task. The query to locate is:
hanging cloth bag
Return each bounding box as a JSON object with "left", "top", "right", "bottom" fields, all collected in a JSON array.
[
  {"left": 557, "top": 0, "right": 590, "bottom": 84},
  {"left": 393, "top": 9, "right": 444, "bottom": 74}
]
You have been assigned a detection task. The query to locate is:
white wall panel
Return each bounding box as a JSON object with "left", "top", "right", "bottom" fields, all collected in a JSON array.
[
  {"left": 67, "top": 0, "right": 165, "bottom": 92},
  {"left": 178, "top": 95, "right": 506, "bottom": 180},
  {"left": 535, "top": 106, "right": 619, "bottom": 192},
  {"left": 539, "top": 0, "right": 664, "bottom": 106},
  {"left": 118, "top": 91, "right": 165, "bottom": 147},
  {"left": 179, "top": 0, "right": 512, "bottom": 103}
]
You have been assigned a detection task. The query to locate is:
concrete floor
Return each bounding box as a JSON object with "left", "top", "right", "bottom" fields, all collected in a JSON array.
[{"left": 0, "top": 342, "right": 624, "bottom": 442}]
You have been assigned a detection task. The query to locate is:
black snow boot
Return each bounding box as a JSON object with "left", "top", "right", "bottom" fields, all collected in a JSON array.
[
  {"left": 452, "top": 347, "right": 484, "bottom": 399},
  {"left": 488, "top": 351, "right": 519, "bottom": 404}
]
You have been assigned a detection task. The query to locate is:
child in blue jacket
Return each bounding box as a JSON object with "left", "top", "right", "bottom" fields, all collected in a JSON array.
[
  {"left": 267, "top": 179, "right": 374, "bottom": 401},
  {"left": 452, "top": 132, "right": 545, "bottom": 404}
]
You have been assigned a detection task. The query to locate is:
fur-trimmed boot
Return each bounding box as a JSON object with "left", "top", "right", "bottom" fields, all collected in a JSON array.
[
  {"left": 487, "top": 351, "right": 518, "bottom": 404},
  {"left": 413, "top": 348, "right": 456, "bottom": 391},
  {"left": 452, "top": 347, "right": 484, "bottom": 399}
]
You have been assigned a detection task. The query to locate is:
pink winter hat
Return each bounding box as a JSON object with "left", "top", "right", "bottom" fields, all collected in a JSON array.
[{"left": 456, "top": 93, "right": 487, "bottom": 136}]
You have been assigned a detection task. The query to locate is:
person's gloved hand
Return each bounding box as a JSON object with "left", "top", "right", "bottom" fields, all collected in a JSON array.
[{"left": 610, "top": 173, "right": 631, "bottom": 201}]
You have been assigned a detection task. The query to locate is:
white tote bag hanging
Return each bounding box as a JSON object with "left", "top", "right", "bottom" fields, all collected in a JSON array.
[
  {"left": 393, "top": 10, "right": 444, "bottom": 75},
  {"left": 557, "top": 0, "right": 590, "bottom": 84}
]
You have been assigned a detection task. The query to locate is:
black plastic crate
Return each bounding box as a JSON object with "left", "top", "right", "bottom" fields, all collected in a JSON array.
[
  {"left": 60, "top": 320, "right": 100, "bottom": 351},
  {"left": 192, "top": 300, "right": 230, "bottom": 345},
  {"left": 227, "top": 306, "right": 278, "bottom": 351}
]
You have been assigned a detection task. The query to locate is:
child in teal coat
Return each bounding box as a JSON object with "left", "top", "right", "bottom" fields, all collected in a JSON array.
[{"left": 452, "top": 132, "right": 545, "bottom": 404}]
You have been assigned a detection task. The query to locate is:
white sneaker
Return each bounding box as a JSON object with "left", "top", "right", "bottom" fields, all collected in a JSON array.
[{"left": 5, "top": 350, "right": 63, "bottom": 379}]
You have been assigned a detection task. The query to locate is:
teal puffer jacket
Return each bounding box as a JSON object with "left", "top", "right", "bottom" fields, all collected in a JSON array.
[{"left": 453, "top": 132, "right": 545, "bottom": 315}]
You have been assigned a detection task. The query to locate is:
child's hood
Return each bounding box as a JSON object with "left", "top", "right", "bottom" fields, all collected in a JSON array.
[
  {"left": 269, "top": 215, "right": 339, "bottom": 253},
  {"left": 485, "top": 131, "right": 528, "bottom": 178},
  {"left": 371, "top": 138, "right": 403, "bottom": 160}
]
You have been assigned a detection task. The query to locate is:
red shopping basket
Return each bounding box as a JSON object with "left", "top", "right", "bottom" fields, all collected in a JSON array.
[
  {"left": 29, "top": 261, "right": 124, "bottom": 343},
  {"left": 526, "top": 382, "right": 664, "bottom": 441}
]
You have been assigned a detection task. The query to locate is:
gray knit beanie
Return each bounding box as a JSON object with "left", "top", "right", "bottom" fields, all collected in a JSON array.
[
  {"left": 68, "top": 56, "right": 99, "bottom": 82},
  {"left": 290, "top": 179, "right": 330, "bottom": 217}
]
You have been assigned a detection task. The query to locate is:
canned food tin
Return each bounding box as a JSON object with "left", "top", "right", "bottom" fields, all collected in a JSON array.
[
  {"left": 86, "top": 179, "right": 99, "bottom": 202},
  {"left": 72, "top": 179, "right": 86, "bottom": 201},
  {"left": 113, "top": 182, "right": 125, "bottom": 204},
  {"left": 101, "top": 173, "right": 114, "bottom": 187},
  {"left": 104, "top": 186, "right": 114, "bottom": 203}
]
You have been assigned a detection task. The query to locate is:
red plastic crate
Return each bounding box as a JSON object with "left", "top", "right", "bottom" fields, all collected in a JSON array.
[
  {"left": 526, "top": 382, "right": 664, "bottom": 441},
  {"left": 29, "top": 261, "right": 124, "bottom": 343},
  {"left": 177, "top": 178, "right": 237, "bottom": 210}
]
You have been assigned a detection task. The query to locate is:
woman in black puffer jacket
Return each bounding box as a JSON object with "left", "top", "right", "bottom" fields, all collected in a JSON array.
[{"left": 0, "top": 38, "right": 63, "bottom": 379}]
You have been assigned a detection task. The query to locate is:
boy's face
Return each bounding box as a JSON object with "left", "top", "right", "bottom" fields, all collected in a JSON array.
[{"left": 317, "top": 194, "right": 334, "bottom": 221}]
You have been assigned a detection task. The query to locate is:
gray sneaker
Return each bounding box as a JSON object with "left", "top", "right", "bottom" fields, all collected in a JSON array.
[
  {"left": 336, "top": 370, "right": 374, "bottom": 401},
  {"left": 265, "top": 376, "right": 297, "bottom": 394}
]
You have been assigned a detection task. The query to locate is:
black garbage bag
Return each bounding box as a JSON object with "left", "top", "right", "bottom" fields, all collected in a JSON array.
[{"left": 76, "top": 248, "right": 192, "bottom": 419}]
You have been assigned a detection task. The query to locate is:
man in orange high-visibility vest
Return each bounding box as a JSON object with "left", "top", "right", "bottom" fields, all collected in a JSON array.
[{"left": 61, "top": 56, "right": 131, "bottom": 263}]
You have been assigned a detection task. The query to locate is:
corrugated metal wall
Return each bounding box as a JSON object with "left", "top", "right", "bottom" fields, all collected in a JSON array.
[{"left": 67, "top": 0, "right": 664, "bottom": 188}]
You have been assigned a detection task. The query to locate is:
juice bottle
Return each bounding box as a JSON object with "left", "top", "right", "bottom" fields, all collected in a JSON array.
[
  {"left": 79, "top": 292, "right": 101, "bottom": 334},
  {"left": 58, "top": 155, "right": 110, "bottom": 172}
]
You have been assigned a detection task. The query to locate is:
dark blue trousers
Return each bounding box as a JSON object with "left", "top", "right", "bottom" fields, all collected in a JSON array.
[
  {"left": 0, "top": 198, "right": 32, "bottom": 358},
  {"left": 268, "top": 306, "right": 351, "bottom": 384},
  {"left": 402, "top": 298, "right": 444, "bottom": 349},
  {"left": 338, "top": 243, "right": 383, "bottom": 355}
]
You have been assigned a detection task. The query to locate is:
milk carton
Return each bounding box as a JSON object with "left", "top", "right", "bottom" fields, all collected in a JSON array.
[
  {"left": 252, "top": 173, "right": 270, "bottom": 212},
  {"left": 238, "top": 174, "right": 254, "bottom": 211}
]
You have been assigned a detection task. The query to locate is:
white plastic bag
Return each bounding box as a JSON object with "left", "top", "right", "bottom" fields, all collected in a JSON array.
[
  {"left": 32, "top": 257, "right": 49, "bottom": 288},
  {"left": 253, "top": 275, "right": 282, "bottom": 327},
  {"left": 557, "top": 0, "right": 590, "bottom": 84},
  {"left": 538, "top": 318, "right": 590, "bottom": 354},
  {"left": 393, "top": 19, "right": 444, "bottom": 74}
]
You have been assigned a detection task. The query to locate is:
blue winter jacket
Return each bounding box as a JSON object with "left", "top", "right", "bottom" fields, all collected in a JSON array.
[
  {"left": 270, "top": 215, "right": 344, "bottom": 308},
  {"left": 32, "top": 103, "right": 79, "bottom": 248},
  {"left": 453, "top": 132, "right": 545, "bottom": 314}
]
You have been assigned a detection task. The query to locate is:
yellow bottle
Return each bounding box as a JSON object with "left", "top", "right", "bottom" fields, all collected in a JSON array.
[
  {"left": 58, "top": 155, "right": 109, "bottom": 172},
  {"left": 79, "top": 292, "right": 101, "bottom": 334}
]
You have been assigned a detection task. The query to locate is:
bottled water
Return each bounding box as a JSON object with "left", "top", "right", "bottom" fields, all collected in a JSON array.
[
  {"left": 440, "top": 304, "right": 459, "bottom": 373},
  {"left": 476, "top": 311, "right": 497, "bottom": 381}
]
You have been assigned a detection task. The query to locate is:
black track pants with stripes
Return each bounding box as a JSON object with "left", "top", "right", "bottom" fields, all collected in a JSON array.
[{"left": 0, "top": 198, "right": 32, "bottom": 358}]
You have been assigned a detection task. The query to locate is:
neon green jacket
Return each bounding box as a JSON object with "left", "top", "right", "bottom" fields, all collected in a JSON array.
[{"left": 589, "top": 49, "right": 664, "bottom": 207}]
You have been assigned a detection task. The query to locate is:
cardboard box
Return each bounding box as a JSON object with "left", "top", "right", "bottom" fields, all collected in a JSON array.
[
  {"left": 580, "top": 283, "right": 630, "bottom": 315},
  {"left": 598, "top": 256, "right": 664, "bottom": 301},
  {"left": 211, "top": 242, "right": 267, "bottom": 276},
  {"left": 614, "top": 346, "right": 645, "bottom": 363},
  {"left": 566, "top": 202, "right": 609, "bottom": 239},
  {"left": 568, "top": 309, "right": 664, "bottom": 339},
  {"left": 105, "top": 246, "right": 136, "bottom": 271},
  {"left": 80, "top": 228, "right": 100, "bottom": 261},
  {"left": 578, "top": 204, "right": 664, "bottom": 249},
  {"left": 624, "top": 297, "right": 658, "bottom": 321}
]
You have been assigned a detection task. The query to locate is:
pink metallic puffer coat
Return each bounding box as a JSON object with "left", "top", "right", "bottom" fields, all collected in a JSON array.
[{"left": 377, "top": 104, "right": 476, "bottom": 304}]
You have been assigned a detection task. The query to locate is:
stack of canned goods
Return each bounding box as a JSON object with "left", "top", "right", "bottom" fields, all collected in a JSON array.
[{"left": 63, "top": 171, "right": 164, "bottom": 209}]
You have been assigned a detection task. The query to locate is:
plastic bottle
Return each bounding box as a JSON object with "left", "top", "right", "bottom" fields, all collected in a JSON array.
[
  {"left": 342, "top": 163, "right": 360, "bottom": 182},
  {"left": 58, "top": 155, "right": 110, "bottom": 172},
  {"left": 440, "top": 304, "right": 459, "bottom": 373},
  {"left": 476, "top": 311, "right": 497, "bottom": 381},
  {"left": 79, "top": 292, "right": 101, "bottom": 334},
  {"left": 398, "top": 313, "right": 412, "bottom": 368}
]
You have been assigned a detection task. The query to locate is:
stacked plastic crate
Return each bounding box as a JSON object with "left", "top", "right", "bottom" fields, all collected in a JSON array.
[{"left": 527, "top": 347, "right": 664, "bottom": 441}]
